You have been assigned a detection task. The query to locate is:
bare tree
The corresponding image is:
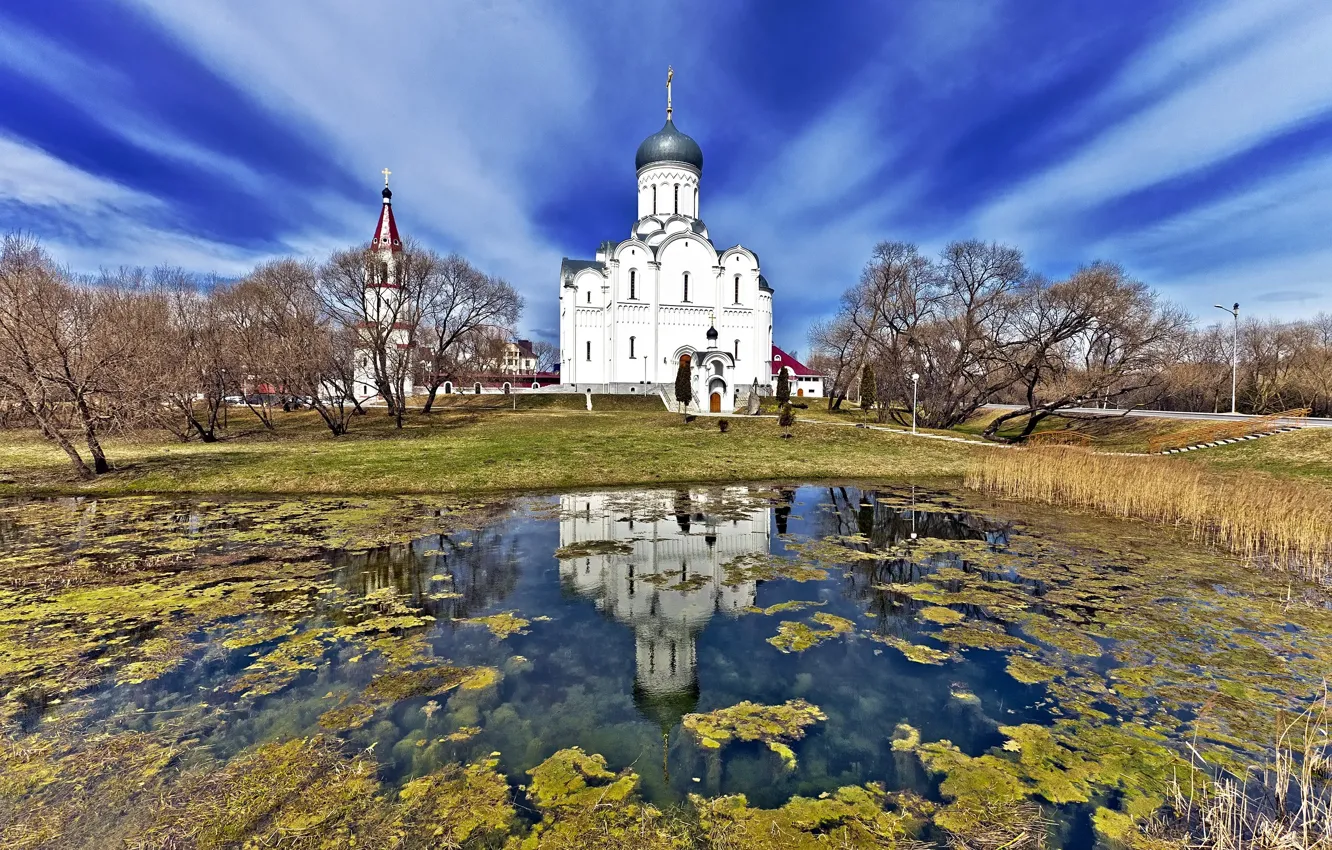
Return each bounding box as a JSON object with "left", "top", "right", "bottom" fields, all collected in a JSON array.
[
  {"left": 0, "top": 234, "right": 157, "bottom": 477},
  {"left": 532, "top": 340, "right": 559, "bottom": 374},
  {"left": 146, "top": 268, "right": 235, "bottom": 442},
  {"left": 317, "top": 239, "right": 440, "bottom": 427},
  {"left": 981, "top": 263, "right": 1192, "bottom": 440},
  {"left": 416, "top": 254, "right": 522, "bottom": 413},
  {"left": 241, "top": 258, "right": 359, "bottom": 436}
]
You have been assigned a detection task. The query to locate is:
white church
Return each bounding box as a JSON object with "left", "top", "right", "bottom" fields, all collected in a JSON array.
[{"left": 558, "top": 71, "right": 774, "bottom": 414}]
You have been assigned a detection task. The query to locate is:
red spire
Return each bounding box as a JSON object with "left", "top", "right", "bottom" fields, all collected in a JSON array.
[{"left": 371, "top": 169, "right": 402, "bottom": 253}]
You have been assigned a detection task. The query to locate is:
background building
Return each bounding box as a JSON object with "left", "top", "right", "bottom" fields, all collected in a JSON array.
[{"left": 770, "top": 345, "right": 827, "bottom": 399}]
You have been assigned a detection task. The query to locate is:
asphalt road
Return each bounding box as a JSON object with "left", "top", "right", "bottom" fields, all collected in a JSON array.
[{"left": 984, "top": 404, "right": 1332, "bottom": 429}]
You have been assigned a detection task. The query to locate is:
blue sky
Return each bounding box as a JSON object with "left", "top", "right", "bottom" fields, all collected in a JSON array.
[{"left": 2, "top": 0, "right": 1331, "bottom": 346}]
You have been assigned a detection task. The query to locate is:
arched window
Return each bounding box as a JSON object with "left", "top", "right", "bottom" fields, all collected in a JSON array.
[
  {"left": 734, "top": 274, "right": 741, "bottom": 304},
  {"left": 586, "top": 341, "right": 591, "bottom": 361},
  {"left": 379, "top": 261, "right": 389, "bottom": 285},
  {"left": 652, "top": 185, "right": 657, "bottom": 214},
  {"left": 629, "top": 269, "right": 636, "bottom": 300},
  {"left": 629, "top": 336, "right": 636, "bottom": 359},
  {"left": 674, "top": 184, "right": 679, "bottom": 214},
  {"left": 586, "top": 290, "right": 591, "bottom": 304},
  {"left": 531, "top": 382, "right": 540, "bottom": 389},
  {"left": 734, "top": 339, "right": 740, "bottom": 359},
  {"left": 682, "top": 272, "right": 690, "bottom": 302},
  {"left": 473, "top": 383, "right": 482, "bottom": 395}
]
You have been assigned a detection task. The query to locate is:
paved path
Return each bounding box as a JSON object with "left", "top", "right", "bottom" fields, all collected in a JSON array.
[{"left": 983, "top": 404, "right": 1332, "bottom": 429}]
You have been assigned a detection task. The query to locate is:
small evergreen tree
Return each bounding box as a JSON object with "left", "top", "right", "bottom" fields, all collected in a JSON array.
[
  {"left": 776, "top": 367, "right": 791, "bottom": 405},
  {"left": 674, "top": 358, "right": 692, "bottom": 417},
  {"left": 860, "top": 366, "right": 877, "bottom": 411},
  {"left": 778, "top": 402, "right": 795, "bottom": 437}
]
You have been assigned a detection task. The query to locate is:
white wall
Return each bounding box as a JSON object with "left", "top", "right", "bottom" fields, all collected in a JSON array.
[{"left": 637, "top": 164, "right": 700, "bottom": 218}]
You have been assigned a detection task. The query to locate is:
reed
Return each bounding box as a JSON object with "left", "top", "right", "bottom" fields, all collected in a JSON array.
[
  {"left": 966, "top": 447, "right": 1332, "bottom": 583},
  {"left": 1150, "top": 689, "right": 1332, "bottom": 848}
]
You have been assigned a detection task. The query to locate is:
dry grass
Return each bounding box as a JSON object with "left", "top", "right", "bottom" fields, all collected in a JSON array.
[
  {"left": 1148, "top": 690, "right": 1332, "bottom": 849},
  {"left": 966, "top": 447, "right": 1332, "bottom": 582}
]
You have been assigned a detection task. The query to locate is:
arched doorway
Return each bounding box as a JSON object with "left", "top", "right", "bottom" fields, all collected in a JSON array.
[
  {"left": 474, "top": 383, "right": 482, "bottom": 395},
  {"left": 502, "top": 383, "right": 511, "bottom": 395},
  {"left": 679, "top": 354, "right": 691, "bottom": 369},
  {"left": 709, "top": 392, "right": 721, "bottom": 413},
  {"left": 443, "top": 381, "right": 452, "bottom": 394},
  {"left": 797, "top": 388, "right": 804, "bottom": 397}
]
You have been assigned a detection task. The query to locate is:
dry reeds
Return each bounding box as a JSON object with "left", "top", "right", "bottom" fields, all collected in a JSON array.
[
  {"left": 1153, "top": 689, "right": 1332, "bottom": 849},
  {"left": 966, "top": 447, "right": 1332, "bottom": 583}
]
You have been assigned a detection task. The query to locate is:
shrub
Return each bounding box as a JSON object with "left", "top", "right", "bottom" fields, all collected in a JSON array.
[
  {"left": 778, "top": 403, "right": 795, "bottom": 438},
  {"left": 718, "top": 419, "right": 729, "bottom": 433},
  {"left": 776, "top": 367, "right": 791, "bottom": 405},
  {"left": 860, "top": 367, "right": 877, "bottom": 411}
]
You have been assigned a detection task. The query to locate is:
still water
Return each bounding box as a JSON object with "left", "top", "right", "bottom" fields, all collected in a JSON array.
[{"left": 2, "top": 485, "right": 1327, "bottom": 847}]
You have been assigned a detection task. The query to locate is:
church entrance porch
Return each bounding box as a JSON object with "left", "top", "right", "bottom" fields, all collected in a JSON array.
[{"left": 710, "top": 392, "right": 721, "bottom": 413}]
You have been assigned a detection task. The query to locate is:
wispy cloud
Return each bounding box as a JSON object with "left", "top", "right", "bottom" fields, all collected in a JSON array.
[{"left": 1, "top": 0, "right": 1330, "bottom": 343}]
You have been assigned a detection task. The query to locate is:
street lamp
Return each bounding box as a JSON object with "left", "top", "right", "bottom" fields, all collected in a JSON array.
[
  {"left": 1213, "top": 302, "right": 1239, "bottom": 415},
  {"left": 910, "top": 372, "right": 920, "bottom": 435}
]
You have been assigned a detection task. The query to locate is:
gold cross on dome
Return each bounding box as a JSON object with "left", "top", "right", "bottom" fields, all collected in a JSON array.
[
  {"left": 381, "top": 167, "right": 392, "bottom": 187},
  {"left": 708, "top": 311, "right": 715, "bottom": 324}
]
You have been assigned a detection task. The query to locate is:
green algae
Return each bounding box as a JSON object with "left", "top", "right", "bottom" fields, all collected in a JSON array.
[
  {"left": 745, "top": 599, "right": 826, "bottom": 616},
  {"left": 766, "top": 612, "right": 855, "bottom": 654},
  {"left": 520, "top": 747, "right": 690, "bottom": 849},
  {"left": 869, "top": 634, "right": 954, "bottom": 665},
  {"left": 720, "top": 552, "right": 827, "bottom": 584},
  {"left": 692, "top": 784, "right": 931, "bottom": 849},
  {"left": 682, "top": 700, "right": 827, "bottom": 770},
  {"left": 1006, "top": 655, "right": 1060, "bottom": 684},
  {"left": 461, "top": 611, "right": 531, "bottom": 639},
  {"left": 554, "top": 539, "right": 635, "bottom": 559},
  {"left": 917, "top": 605, "right": 966, "bottom": 625}
]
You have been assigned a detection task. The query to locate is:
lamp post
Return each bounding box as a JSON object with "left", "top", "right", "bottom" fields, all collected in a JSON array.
[
  {"left": 1213, "top": 302, "right": 1239, "bottom": 415},
  {"left": 910, "top": 372, "right": 920, "bottom": 434}
]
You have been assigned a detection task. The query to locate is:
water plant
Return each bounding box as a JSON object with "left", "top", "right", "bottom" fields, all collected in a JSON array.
[{"left": 682, "top": 700, "right": 827, "bottom": 770}]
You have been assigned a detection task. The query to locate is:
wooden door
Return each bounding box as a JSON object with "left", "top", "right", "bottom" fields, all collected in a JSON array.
[{"left": 709, "top": 392, "right": 721, "bottom": 413}]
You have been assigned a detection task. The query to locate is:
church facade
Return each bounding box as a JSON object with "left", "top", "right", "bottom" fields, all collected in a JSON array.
[{"left": 559, "top": 74, "right": 774, "bottom": 414}]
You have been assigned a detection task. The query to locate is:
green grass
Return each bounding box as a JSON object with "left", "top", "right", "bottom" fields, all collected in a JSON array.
[
  {"left": 1191, "top": 428, "right": 1332, "bottom": 484},
  {"left": 0, "top": 400, "right": 978, "bottom": 497}
]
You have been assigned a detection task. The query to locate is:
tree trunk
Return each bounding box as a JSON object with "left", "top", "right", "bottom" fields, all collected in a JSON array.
[
  {"left": 421, "top": 381, "right": 441, "bottom": 414},
  {"left": 73, "top": 394, "right": 110, "bottom": 473},
  {"left": 30, "top": 412, "right": 93, "bottom": 479}
]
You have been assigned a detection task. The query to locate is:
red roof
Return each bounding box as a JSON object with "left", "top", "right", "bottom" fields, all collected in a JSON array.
[
  {"left": 371, "top": 195, "right": 402, "bottom": 253},
  {"left": 770, "top": 344, "right": 821, "bottom": 377}
]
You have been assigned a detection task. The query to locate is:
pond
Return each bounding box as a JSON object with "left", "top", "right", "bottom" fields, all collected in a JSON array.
[{"left": 2, "top": 484, "right": 1330, "bottom": 848}]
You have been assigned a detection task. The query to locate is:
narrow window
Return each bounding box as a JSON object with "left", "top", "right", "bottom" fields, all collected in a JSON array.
[
  {"left": 734, "top": 339, "right": 740, "bottom": 359},
  {"left": 674, "top": 184, "right": 679, "bottom": 214},
  {"left": 629, "top": 336, "right": 636, "bottom": 358},
  {"left": 629, "top": 269, "right": 636, "bottom": 299},
  {"left": 652, "top": 185, "right": 657, "bottom": 214},
  {"left": 734, "top": 274, "right": 740, "bottom": 304},
  {"left": 586, "top": 290, "right": 590, "bottom": 304},
  {"left": 683, "top": 272, "right": 689, "bottom": 302},
  {"left": 474, "top": 383, "right": 481, "bottom": 394},
  {"left": 586, "top": 341, "right": 591, "bottom": 361}
]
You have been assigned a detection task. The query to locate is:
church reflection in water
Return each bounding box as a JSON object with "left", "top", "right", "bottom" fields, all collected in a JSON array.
[{"left": 556, "top": 489, "right": 772, "bottom": 732}]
